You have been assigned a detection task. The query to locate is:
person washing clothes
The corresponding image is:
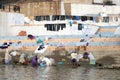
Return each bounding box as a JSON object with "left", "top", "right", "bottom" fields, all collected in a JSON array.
[
  {"left": 31, "top": 55, "right": 38, "bottom": 67},
  {"left": 83, "top": 52, "right": 89, "bottom": 59},
  {"left": 19, "top": 52, "right": 25, "bottom": 64},
  {"left": 4, "top": 49, "right": 11, "bottom": 64},
  {"left": 71, "top": 51, "right": 78, "bottom": 67},
  {"left": 38, "top": 56, "right": 54, "bottom": 67}
]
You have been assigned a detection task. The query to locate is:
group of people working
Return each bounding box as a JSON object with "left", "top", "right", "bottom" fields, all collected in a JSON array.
[
  {"left": 3, "top": 48, "right": 91, "bottom": 68},
  {"left": 4, "top": 49, "right": 55, "bottom": 67}
]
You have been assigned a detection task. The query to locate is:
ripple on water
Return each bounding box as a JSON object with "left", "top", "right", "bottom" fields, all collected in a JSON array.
[{"left": 0, "top": 65, "right": 120, "bottom": 80}]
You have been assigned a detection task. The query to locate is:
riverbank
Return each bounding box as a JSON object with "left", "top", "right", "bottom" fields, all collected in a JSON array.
[{"left": 0, "top": 49, "right": 120, "bottom": 69}]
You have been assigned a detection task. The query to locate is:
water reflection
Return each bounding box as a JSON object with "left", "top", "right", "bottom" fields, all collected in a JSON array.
[{"left": 0, "top": 65, "right": 120, "bottom": 80}]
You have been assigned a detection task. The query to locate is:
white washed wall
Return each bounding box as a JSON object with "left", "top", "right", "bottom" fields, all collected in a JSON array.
[
  {"left": 61, "top": 1, "right": 65, "bottom": 15},
  {"left": 10, "top": 24, "right": 99, "bottom": 36},
  {"left": 113, "top": 0, "right": 120, "bottom": 5},
  {"left": 89, "top": 0, "right": 120, "bottom": 5},
  {"left": 71, "top": 4, "right": 120, "bottom": 15},
  {"left": 93, "top": 0, "right": 103, "bottom": 3},
  {"left": 0, "top": 12, "right": 9, "bottom": 36},
  {"left": 10, "top": 25, "right": 79, "bottom": 36},
  {"left": 0, "top": 12, "right": 24, "bottom": 36},
  {"left": 0, "top": 12, "right": 99, "bottom": 36}
]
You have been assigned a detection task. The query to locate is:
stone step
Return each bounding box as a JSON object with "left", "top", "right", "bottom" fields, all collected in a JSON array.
[{"left": 113, "top": 59, "right": 120, "bottom": 60}]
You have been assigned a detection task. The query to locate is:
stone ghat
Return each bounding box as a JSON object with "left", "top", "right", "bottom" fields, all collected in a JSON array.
[
  {"left": 0, "top": 46, "right": 120, "bottom": 52},
  {"left": 0, "top": 50, "right": 120, "bottom": 68},
  {"left": 0, "top": 38, "right": 120, "bottom": 43},
  {"left": 0, "top": 36, "right": 120, "bottom": 54}
]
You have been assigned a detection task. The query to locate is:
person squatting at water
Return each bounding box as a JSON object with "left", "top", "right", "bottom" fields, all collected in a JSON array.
[
  {"left": 70, "top": 51, "right": 90, "bottom": 68},
  {"left": 19, "top": 53, "right": 25, "bottom": 64},
  {"left": 31, "top": 55, "right": 38, "bottom": 67},
  {"left": 37, "top": 56, "right": 55, "bottom": 67},
  {"left": 4, "top": 49, "right": 21, "bottom": 64},
  {"left": 70, "top": 52, "right": 78, "bottom": 68},
  {"left": 83, "top": 52, "right": 89, "bottom": 59},
  {"left": 19, "top": 52, "right": 30, "bottom": 65},
  {"left": 4, "top": 49, "right": 11, "bottom": 64}
]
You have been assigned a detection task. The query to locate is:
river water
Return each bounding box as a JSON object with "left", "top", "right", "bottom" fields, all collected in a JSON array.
[{"left": 0, "top": 65, "right": 120, "bottom": 80}]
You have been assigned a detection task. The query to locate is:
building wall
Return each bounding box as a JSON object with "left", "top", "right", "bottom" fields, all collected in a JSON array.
[
  {"left": 3, "top": 0, "right": 92, "bottom": 17},
  {"left": 113, "top": 0, "right": 120, "bottom": 5},
  {"left": 93, "top": 0, "right": 120, "bottom": 6},
  {"left": 20, "top": 1, "right": 61, "bottom": 17},
  {"left": 71, "top": 4, "right": 120, "bottom": 15},
  {"left": 63, "top": 0, "right": 92, "bottom": 4},
  {"left": 2, "top": 0, "right": 120, "bottom": 17},
  {"left": 64, "top": 3, "right": 71, "bottom": 15},
  {"left": 0, "top": 12, "right": 24, "bottom": 36},
  {"left": 4, "top": 1, "right": 61, "bottom": 18}
]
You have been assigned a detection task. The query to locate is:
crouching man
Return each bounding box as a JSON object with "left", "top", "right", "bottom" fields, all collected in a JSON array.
[{"left": 71, "top": 52, "right": 78, "bottom": 68}]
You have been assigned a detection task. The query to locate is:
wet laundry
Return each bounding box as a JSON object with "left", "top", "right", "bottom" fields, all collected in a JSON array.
[
  {"left": 44, "top": 23, "right": 66, "bottom": 31},
  {"left": 35, "top": 15, "right": 50, "bottom": 21}
]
